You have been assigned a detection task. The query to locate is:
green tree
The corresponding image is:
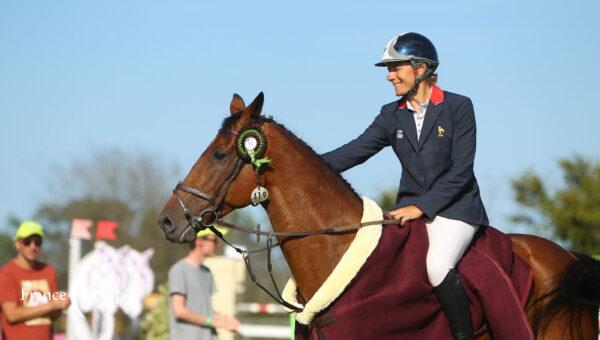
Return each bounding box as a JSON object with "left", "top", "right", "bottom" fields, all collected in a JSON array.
[
  {"left": 138, "top": 283, "right": 170, "bottom": 340},
  {"left": 376, "top": 189, "right": 397, "bottom": 211},
  {"left": 511, "top": 155, "right": 600, "bottom": 254},
  {"left": 0, "top": 216, "right": 21, "bottom": 264}
]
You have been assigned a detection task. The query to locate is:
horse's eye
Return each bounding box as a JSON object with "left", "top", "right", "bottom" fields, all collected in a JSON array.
[{"left": 213, "top": 151, "right": 227, "bottom": 161}]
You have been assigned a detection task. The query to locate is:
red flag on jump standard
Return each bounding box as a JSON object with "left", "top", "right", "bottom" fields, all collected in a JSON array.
[
  {"left": 96, "top": 220, "right": 119, "bottom": 240},
  {"left": 71, "top": 219, "right": 93, "bottom": 240}
]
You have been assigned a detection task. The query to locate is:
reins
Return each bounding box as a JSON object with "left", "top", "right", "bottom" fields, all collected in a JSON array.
[{"left": 204, "top": 217, "right": 399, "bottom": 312}]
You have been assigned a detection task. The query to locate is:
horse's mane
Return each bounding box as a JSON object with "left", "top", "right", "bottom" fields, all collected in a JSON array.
[{"left": 221, "top": 113, "right": 360, "bottom": 199}]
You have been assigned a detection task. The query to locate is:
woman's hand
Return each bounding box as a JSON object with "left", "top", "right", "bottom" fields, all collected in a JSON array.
[{"left": 389, "top": 205, "right": 423, "bottom": 225}]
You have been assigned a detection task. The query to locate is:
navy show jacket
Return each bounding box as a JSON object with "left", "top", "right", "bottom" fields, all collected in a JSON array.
[{"left": 322, "top": 85, "right": 489, "bottom": 227}]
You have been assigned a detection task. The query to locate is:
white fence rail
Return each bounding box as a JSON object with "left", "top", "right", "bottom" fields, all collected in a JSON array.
[
  {"left": 238, "top": 324, "right": 291, "bottom": 339},
  {"left": 236, "top": 303, "right": 293, "bottom": 339},
  {"left": 236, "top": 303, "right": 288, "bottom": 314}
]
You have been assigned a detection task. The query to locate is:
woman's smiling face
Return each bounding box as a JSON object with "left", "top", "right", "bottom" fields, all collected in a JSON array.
[{"left": 386, "top": 61, "right": 422, "bottom": 97}]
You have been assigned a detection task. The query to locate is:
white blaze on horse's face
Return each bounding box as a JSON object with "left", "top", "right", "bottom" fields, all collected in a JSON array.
[{"left": 158, "top": 92, "right": 266, "bottom": 244}]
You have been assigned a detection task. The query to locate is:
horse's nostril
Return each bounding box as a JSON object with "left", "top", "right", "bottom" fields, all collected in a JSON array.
[{"left": 160, "top": 215, "right": 174, "bottom": 232}]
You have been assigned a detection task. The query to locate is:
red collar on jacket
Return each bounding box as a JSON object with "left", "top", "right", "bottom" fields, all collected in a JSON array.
[{"left": 398, "top": 84, "right": 444, "bottom": 109}]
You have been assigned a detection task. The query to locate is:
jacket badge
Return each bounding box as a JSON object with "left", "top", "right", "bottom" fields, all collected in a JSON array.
[
  {"left": 437, "top": 126, "right": 445, "bottom": 138},
  {"left": 396, "top": 129, "right": 404, "bottom": 139}
]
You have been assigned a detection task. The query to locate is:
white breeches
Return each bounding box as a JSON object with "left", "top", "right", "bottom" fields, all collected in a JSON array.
[{"left": 425, "top": 216, "right": 479, "bottom": 287}]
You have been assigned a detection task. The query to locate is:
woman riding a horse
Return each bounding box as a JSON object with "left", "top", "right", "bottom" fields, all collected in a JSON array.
[{"left": 322, "top": 32, "right": 530, "bottom": 340}]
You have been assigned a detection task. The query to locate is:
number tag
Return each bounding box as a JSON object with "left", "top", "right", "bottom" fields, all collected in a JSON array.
[{"left": 251, "top": 186, "right": 269, "bottom": 205}]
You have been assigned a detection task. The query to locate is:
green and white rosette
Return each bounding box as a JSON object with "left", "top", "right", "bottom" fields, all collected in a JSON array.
[
  {"left": 236, "top": 128, "right": 271, "bottom": 205},
  {"left": 236, "top": 128, "right": 271, "bottom": 170}
]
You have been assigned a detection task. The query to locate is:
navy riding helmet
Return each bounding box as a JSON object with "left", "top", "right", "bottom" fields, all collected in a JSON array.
[
  {"left": 376, "top": 32, "right": 440, "bottom": 93},
  {"left": 375, "top": 32, "right": 439, "bottom": 72}
]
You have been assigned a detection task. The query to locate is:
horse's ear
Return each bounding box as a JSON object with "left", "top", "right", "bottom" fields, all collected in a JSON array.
[
  {"left": 245, "top": 92, "right": 264, "bottom": 119},
  {"left": 230, "top": 93, "right": 246, "bottom": 115},
  {"left": 236, "top": 92, "right": 264, "bottom": 126}
]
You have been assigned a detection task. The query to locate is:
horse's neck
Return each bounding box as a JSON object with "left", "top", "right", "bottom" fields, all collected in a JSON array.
[{"left": 263, "top": 125, "right": 363, "bottom": 301}]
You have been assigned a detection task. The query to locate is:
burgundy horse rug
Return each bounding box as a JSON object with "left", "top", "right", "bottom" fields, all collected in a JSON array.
[{"left": 283, "top": 197, "right": 535, "bottom": 339}]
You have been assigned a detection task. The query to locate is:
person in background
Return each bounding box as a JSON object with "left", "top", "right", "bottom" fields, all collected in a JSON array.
[
  {"left": 168, "top": 227, "right": 240, "bottom": 340},
  {"left": 0, "top": 221, "right": 71, "bottom": 340}
]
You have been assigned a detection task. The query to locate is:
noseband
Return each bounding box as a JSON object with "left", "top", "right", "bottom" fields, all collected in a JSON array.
[{"left": 173, "top": 156, "right": 245, "bottom": 231}]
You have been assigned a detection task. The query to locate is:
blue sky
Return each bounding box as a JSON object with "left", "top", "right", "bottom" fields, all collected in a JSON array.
[{"left": 1, "top": 1, "right": 599, "bottom": 234}]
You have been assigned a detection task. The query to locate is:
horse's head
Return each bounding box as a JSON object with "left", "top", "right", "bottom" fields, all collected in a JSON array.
[{"left": 158, "top": 92, "right": 268, "bottom": 243}]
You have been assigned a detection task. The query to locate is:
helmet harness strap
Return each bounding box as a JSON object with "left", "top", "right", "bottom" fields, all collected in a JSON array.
[{"left": 408, "top": 60, "right": 435, "bottom": 96}]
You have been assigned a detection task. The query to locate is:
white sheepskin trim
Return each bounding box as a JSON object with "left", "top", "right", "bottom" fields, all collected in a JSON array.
[{"left": 281, "top": 197, "right": 383, "bottom": 324}]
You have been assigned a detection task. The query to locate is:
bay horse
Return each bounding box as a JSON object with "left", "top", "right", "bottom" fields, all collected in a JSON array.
[{"left": 158, "top": 93, "right": 600, "bottom": 339}]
